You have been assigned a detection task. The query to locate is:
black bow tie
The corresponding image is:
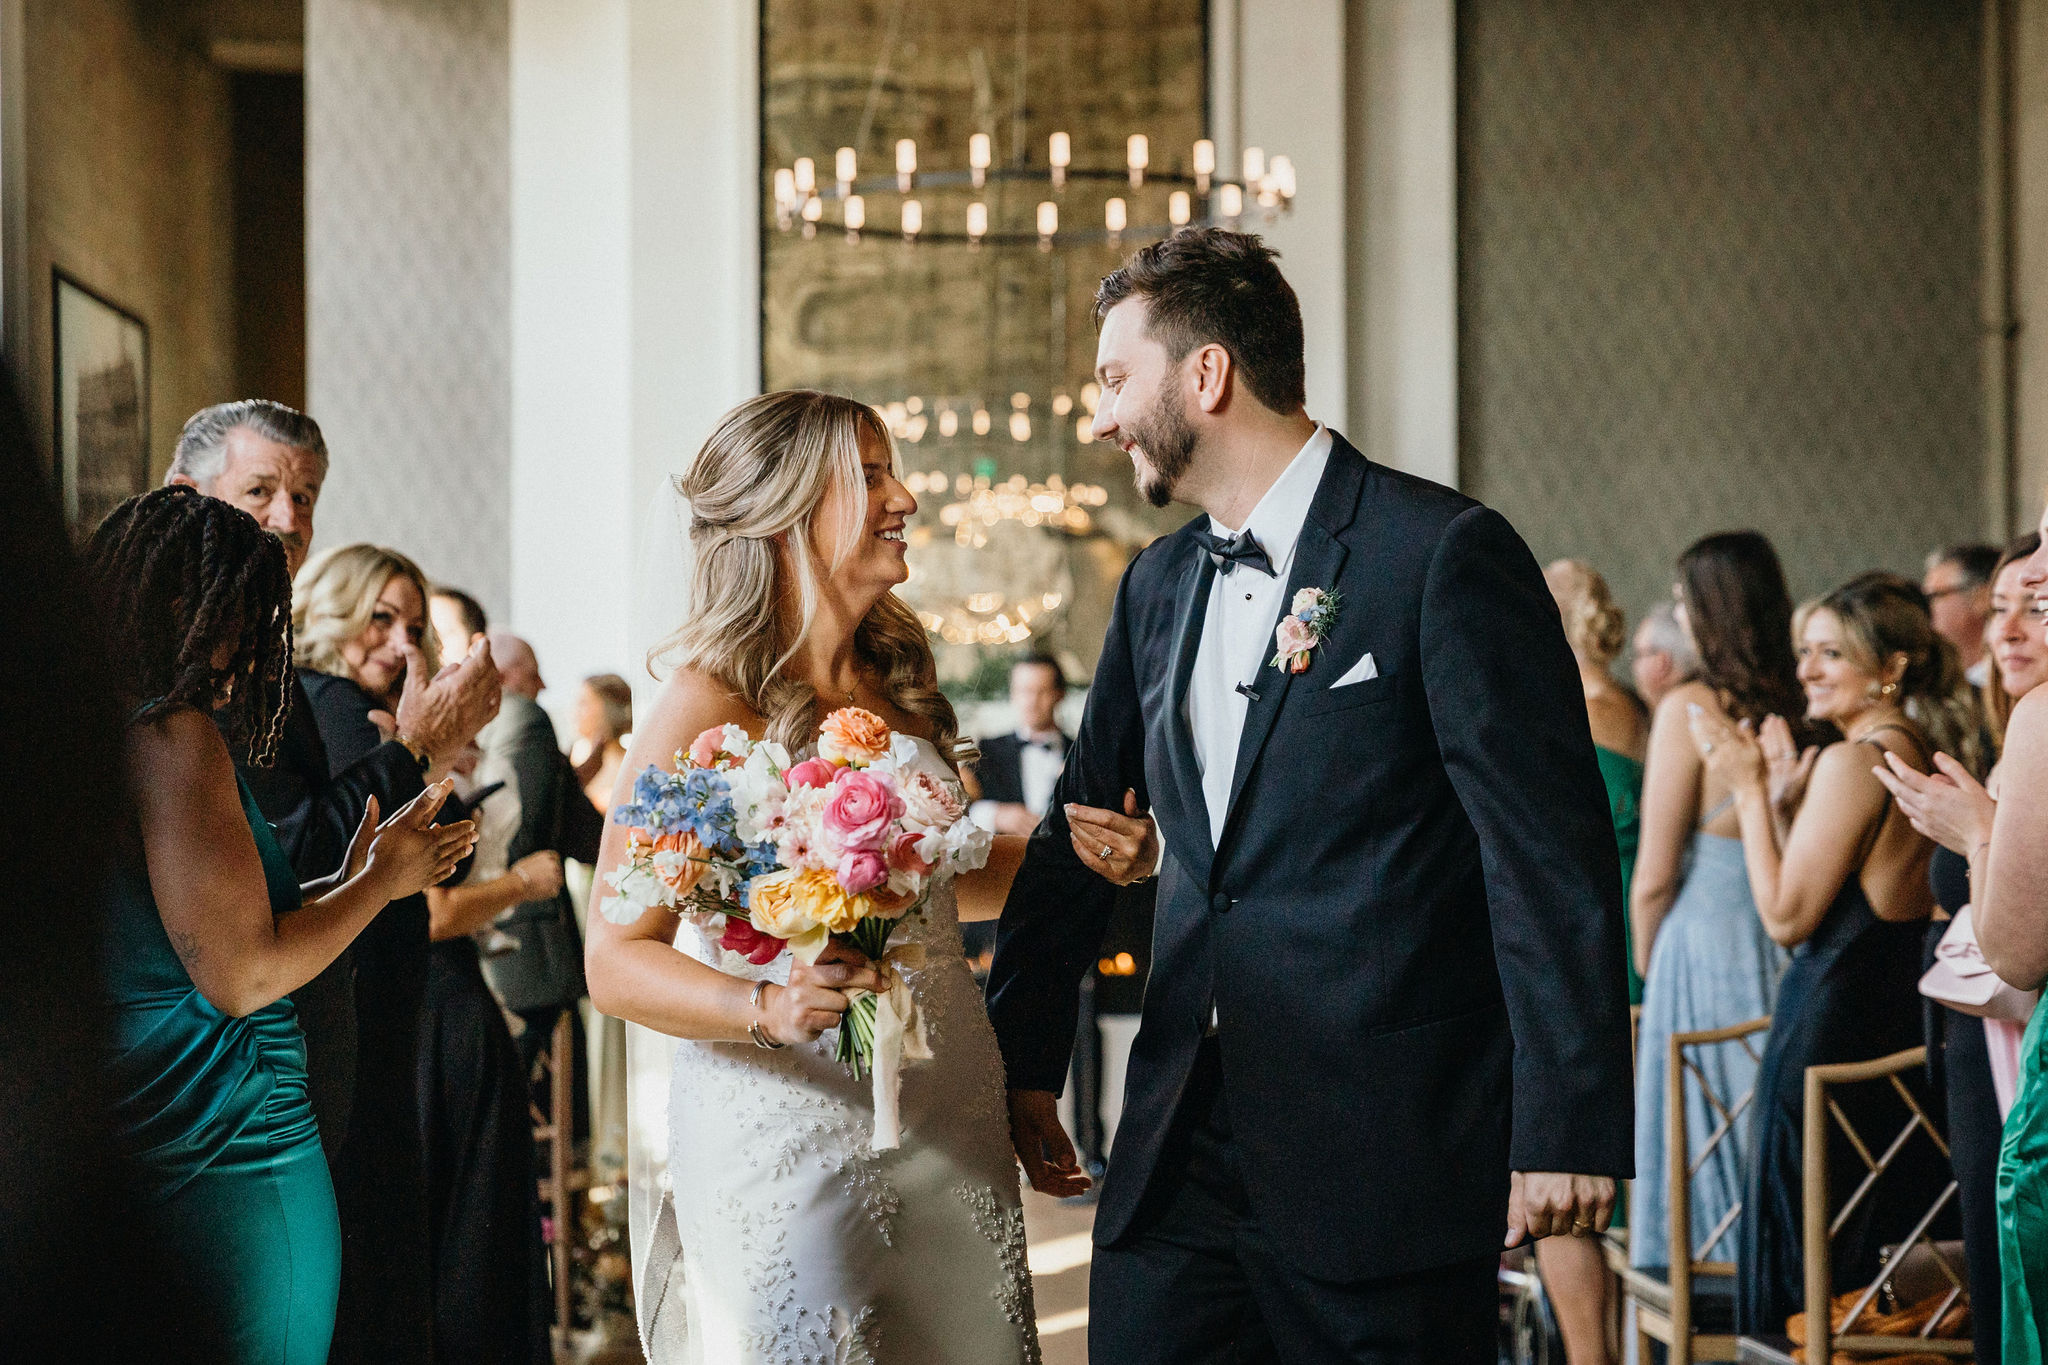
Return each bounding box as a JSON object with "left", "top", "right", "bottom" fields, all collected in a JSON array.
[
  {"left": 1194, "top": 527, "right": 1276, "bottom": 577},
  {"left": 1029, "top": 738, "right": 1062, "bottom": 753}
]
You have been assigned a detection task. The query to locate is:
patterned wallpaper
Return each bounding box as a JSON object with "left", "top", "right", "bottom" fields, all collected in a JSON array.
[
  {"left": 305, "top": 0, "right": 512, "bottom": 616},
  {"left": 1458, "top": 0, "right": 1987, "bottom": 626}
]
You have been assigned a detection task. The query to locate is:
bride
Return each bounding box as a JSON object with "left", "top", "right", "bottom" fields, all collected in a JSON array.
[{"left": 586, "top": 390, "right": 1156, "bottom": 1364}]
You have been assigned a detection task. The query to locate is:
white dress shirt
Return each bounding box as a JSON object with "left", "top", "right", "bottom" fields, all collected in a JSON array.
[
  {"left": 967, "top": 729, "right": 1068, "bottom": 832},
  {"left": 1185, "top": 424, "right": 1332, "bottom": 846}
]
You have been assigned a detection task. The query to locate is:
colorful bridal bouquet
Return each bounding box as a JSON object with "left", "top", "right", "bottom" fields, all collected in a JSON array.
[{"left": 598, "top": 707, "right": 991, "bottom": 1148}]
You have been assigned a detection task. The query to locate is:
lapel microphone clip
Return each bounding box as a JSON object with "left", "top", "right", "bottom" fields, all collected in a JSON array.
[{"left": 1234, "top": 681, "right": 1261, "bottom": 702}]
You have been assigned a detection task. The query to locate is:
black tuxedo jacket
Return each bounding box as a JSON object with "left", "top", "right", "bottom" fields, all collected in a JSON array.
[
  {"left": 986, "top": 435, "right": 1634, "bottom": 1280},
  {"left": 973, "top": 731, "right": 1068, "bottom": 810},
  {"left": 235, "top": 672, "right": 428, "bottom": 1147}
]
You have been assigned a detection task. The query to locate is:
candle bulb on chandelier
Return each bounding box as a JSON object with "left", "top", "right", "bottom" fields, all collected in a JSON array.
[
  {"left": 793, "top": 156, "right": 816, "bottom": 197},
  {"left": 1168, "top": 190, "right": 1191, "bottom": 226},
  {"left": 1242, "top": 146, "right": 1265, "bottom": 186},
  {"left": 968, "top": 132, "right": 990, "bottom": 189},
  {"left": 895, "top": 138, "right": 917, "bottom": 192},
  {"left": 1049, "top": 131, "right": 1071, "bottom": 189},
  {"left": 966, "top": 201, "right": 988, "bottom": 245},
  {"left": 1126, "top": 134, "right": 1148, "bottom": 188},
  {"left": 772, "top": 167, "right": 796, "bottom": 220},
  {"left": 1036, "top": 200, "right": 1058, "bottom": 249},
  {"left": 1105, "top": 197, "right": 1127, "bottom": 236},
  {"left": 900, "top": 198, "right": 922, "bottom": 239},
  {"left": 843, "top": 195, "right": 864, "bottom": 238},
  {"left": 1270, "top": 154, "right": 1296, "bottom": 201},
  {"left": 835, "top": 147, "right": 856, "bottom": 197},
  {"left": 1219, "top": 182, "right": 1244, "bottom": 220},
  {"left": 1193, "top": 138, "right": 1216, "bottom": 192},
  {"left": 801, "top": 194, "right": 823, "bottom": 237}
]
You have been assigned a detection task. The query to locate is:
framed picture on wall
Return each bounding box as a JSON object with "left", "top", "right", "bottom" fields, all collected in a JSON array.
[{"left": 53, "top": 269, "right": 149, "bottom": 534}]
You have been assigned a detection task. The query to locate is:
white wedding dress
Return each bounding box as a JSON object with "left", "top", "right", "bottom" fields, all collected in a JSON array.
[{"left": 631, "top": 736, "right": 1041, "bottom": 1365}]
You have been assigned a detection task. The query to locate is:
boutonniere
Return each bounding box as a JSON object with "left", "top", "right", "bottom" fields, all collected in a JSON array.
[{"left": 1270, "top": 587, "right": 1342, "bottom": 674}]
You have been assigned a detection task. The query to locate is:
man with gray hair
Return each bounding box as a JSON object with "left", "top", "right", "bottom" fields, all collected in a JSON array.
[
  {"left": 1630, "top": 600, "right": 1698, "bottom": 712},
  {"left": 169, "top": 398, "right": 499, "bottom": 1365}
]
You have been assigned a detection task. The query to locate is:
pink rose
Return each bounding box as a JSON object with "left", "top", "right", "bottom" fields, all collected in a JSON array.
[
  {"left": 835, "top": 848, "right": 888, "bottom": 895},
  {"left": 785, "top": 757, "right": 837, "bottom": 789},
  {"left": 888, "top": 828, "right": 933, "bottom": 876},
  {"left": 821, "top": 768, "right": 903, "bottom": 852},
  {"left": 1274, "top": 616, "right": 1314, "bottom": 657},
  {"left": 687, "top": 726, "right": 726, "bottom": 769}
]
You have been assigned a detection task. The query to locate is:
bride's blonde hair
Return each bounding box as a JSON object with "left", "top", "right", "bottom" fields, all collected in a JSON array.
[{"left": 653, "top": 390, "right": 957, "bottom": 757}]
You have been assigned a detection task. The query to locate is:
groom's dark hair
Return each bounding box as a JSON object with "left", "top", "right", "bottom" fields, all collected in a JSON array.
[{"left": 1094, "top": 227, "right": 1306, "bottom": 414}]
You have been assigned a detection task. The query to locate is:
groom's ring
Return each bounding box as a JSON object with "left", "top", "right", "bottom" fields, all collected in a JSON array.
[
  {"left": 1572, "top": 1218, "right": 1592, "bottom": 1233},
  {"left": 1101, "top": 843, "right": 1113, "bottom": 861}
]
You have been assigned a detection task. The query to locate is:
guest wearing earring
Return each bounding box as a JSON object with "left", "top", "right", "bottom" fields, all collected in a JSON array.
[
  {"left": 88, "top": 488, "right": 474, "bottom": 1363},
  {"left": 1691, "top": 572, "right": 1973, "bottom": 1334}
]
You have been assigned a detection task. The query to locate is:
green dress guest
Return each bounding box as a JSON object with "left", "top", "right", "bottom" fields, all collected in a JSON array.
[
  {"left": 1595, "top": 744, "right": 1646, "bottom": 1005},
  {"left": 85, "top": 487, "right": 478, "bottom": 1365},
  {"left": 106, "top": 773, "right": 340, "bottom": 1362},
  {"left": 1999, "top": 1004, "right": 2048, "bottom": 1362}
]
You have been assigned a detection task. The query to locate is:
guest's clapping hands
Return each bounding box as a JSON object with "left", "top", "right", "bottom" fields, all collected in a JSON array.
[
  {"left": 1872, "top": 750, "right": 1995, "bottom": 858},
  {"left": 766, "top": 940, "right": 885, "bottom": 1046},
  {"left": 1759, "top": 714, "right": 1819, "bottom": 819},
  {"left": 1065, "top": 789, "right": 1159, "bottom": 885},
  {"left": 376, "top": 635, "right": 502, "bottom": 770},
  {"left": 358, "top": 779, "right": 478, "bottom": 899},
  {"left": 1687, "top": 703, "right": 1766, "bottom": 791}
]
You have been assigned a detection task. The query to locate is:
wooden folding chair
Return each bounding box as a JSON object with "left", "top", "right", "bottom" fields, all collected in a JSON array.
[
  {"left": 1793, "top": 1046, "right": 1969, "bottom": 1360},
  {"left": 531, "top": 1011, "right": 576, "bottom": 1351},
  {"left": 1616, "top": 1015, "right": 1772, "bottom": 1365}
]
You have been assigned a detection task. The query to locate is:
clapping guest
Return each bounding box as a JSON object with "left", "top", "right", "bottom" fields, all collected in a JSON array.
[
  {"left": 294, "top": 542, "right": 494, "bottom": 1361},
  {"left": 1539, "top": 560, "right": 1645, "bottom": 1365},
  {"left": 1631, "top": 600, "right": 1699, "bottom": 711},
  {"left": 1881, "top": 516, "right": 2048, "bottom": 1363},
  {"left": 573, "top": 673, "right": 634, "bottom": 809},
  {"left": 1630, "top": 532, "right": 1802, "bottom": 1274},
  {"left": 1691, "top": 572, "right": 1968, "bottom": 1335},
  {"left": 87, "top": 488, "right": 474, "bottom": 1363},
  {"left": 1875, "top": 532, "right": 2043, "bottom": 1363}
]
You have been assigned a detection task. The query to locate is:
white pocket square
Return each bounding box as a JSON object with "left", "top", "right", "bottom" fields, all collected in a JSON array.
[{"left": 1330, "top": 651, "right": 1379, "bottom": 688}]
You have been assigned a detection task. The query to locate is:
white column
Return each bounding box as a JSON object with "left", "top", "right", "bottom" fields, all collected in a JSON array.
[
  {"left": 507, "top": 0, "right": 758, "bottom": 722},
  {"left": 1234, "top": 0, "right": 1350, "bottom": 432},
  {"left": 2012, "top": 0, "right": 2048, "bottom": 530},
  {"left": 1347, "top": 0, "right": 1457, "bottom": 488}
]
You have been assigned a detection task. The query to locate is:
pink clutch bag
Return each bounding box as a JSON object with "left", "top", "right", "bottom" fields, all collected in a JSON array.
[{"left": 1919, "top": 906, "right": 2039, "bottom": 1024}]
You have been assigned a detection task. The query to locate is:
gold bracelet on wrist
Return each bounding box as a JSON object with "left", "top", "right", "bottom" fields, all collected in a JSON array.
[{"left": 395, "top": 734, "right": 431, "bottom": 774}]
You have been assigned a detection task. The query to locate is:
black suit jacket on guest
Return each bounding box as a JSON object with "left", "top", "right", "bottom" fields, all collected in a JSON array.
[
  {"left": 973, "top": 731, "right": 1068, "bottom": 812},
  {"left": 234, "top": 672, "right": 428, "bottom": 1146},
  {"left": 478, "top": 692, "right": 603, "bottom": 1014},
  {"left": 986, "top": 435, "right": 1635, "bottom": 1281}
]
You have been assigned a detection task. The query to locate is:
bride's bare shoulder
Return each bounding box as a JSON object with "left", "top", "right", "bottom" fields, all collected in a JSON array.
[{"left": 632, "top": 668, "right": 761, "bottom": 752}]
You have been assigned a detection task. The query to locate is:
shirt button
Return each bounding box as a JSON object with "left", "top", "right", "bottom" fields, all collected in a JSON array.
[{"left": 1210, "top": 892, "right": 1232, "bottom": 913}]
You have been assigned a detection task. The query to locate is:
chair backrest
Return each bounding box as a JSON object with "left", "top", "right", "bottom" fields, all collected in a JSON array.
[
  {"left": 1663, "top": 1016, "right": 1772, "bottom": 1343},
  {"left": 1799, "top": 1046, "right": 1967, "bottom": 1360}
]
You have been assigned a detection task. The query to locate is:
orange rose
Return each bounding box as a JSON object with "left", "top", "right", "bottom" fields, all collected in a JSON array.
[
  {"left": 818, "top": 707, "right": 894, "bottom": 766},
  {"left": 651, "top": 830, "right": 706, "bottom": 897}
]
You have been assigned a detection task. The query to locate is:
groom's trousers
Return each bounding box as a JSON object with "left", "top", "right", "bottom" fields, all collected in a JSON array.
[{"left": 1088, "top": 1037, "right": 1496, "bottom": 1365}]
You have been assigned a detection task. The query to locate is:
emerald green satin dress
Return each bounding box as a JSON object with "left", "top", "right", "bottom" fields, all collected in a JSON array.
[
  {"left": 1999, "top": 1002, "right": 2048, "bottom": 1362},
  {"left": 106, "top": 773, "right": 341, "bottom": 1363},
  {"left": 1594, "top": 745, "right": 1645, "bottom": 1006}
]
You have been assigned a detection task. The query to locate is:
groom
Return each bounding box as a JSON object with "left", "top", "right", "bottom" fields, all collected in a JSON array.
[{"left": 986, "top": 229, "right": 1634, "bottom": 1362}]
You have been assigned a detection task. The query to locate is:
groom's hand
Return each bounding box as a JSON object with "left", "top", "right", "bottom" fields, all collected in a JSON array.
[
  {"left": 1066, "top": 789, "right": 1159, "bottom": 886},
  {"left": 1505, "top": 1171, "right": 1615, "bottom": 1246},
  {"left": 1007, "top": 1089, "right": 1092, "bottom": 1198}
]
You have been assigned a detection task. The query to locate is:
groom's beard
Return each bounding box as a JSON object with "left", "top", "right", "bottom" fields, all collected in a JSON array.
[{"left": 1123, "top": 387, "right": 1197, "bottom": 510}]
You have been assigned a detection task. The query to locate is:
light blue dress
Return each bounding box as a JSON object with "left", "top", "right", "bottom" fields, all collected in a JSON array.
[{"left": 1631, "top": 830, "right": 1789, "bottom": 1269}]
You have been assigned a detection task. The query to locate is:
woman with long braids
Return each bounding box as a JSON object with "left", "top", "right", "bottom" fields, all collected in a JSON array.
[
  {"left": 1689, "top": 571, "right": 1969, "bottom": 1333},
  {"left": 87, "top": 487, "right": 476, "bottom": 1364}
]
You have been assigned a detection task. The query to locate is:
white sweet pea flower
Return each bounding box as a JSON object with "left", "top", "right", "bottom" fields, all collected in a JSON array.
[
  {"left": 940, "top": 817, "right": 994, "bottom": 873},
  {"left": 599, "top": 859, "right": 672, "bottom": 923},
  {"left": 720, "top": 723, "right": 753, "bottom": 759}
]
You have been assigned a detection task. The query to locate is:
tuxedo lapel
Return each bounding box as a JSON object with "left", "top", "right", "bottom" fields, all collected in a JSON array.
[
  {"left": 1159, "top": 544, "right": 1218, "bottom": 880},
  {"left": 1218, "top": 445, "right": 1367, "bottom": 848}
]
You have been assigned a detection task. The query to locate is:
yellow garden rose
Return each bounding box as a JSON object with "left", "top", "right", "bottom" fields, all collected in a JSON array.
[
  {"left": 748, "top": 867, "right": 871, "bottom": 963},
  {"left": 788, "top": 866, "right": 869, "bottom": 934}
]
